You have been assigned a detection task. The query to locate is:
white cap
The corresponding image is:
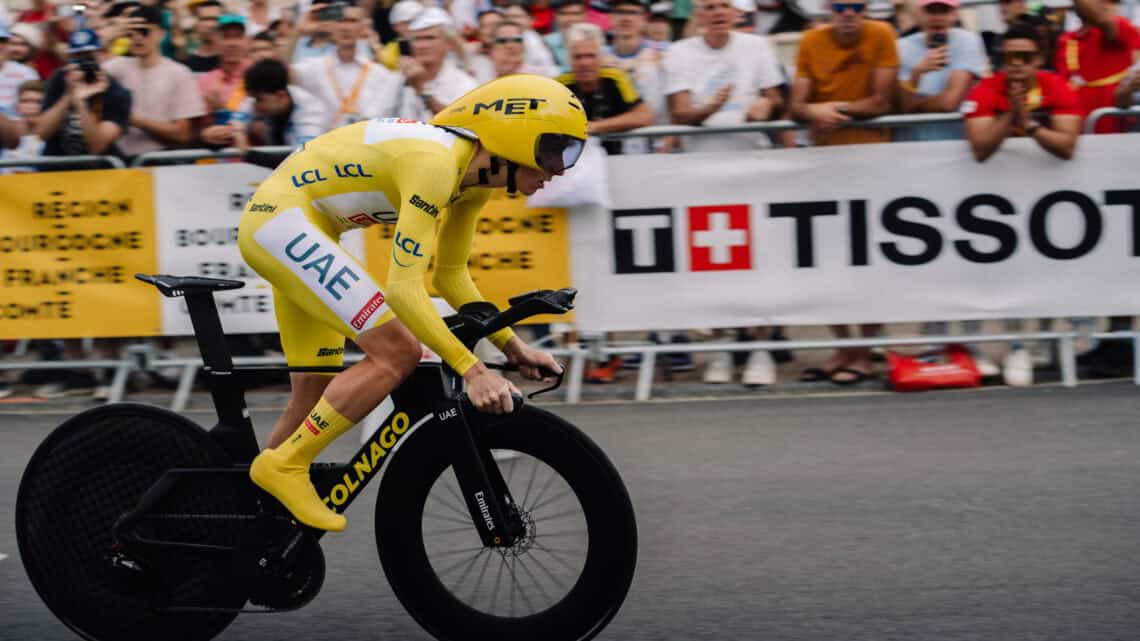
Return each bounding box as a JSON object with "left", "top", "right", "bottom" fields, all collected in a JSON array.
[
  {"left": 9, "top": 22, "right": 43, "bottom": 49},
  {"left": 409, "top": 6, "right": 453, "bottom": 31},
  {"left": 390, "top": 0, "right": 423, "bottom": 25},
  {"left": 730, "top": 0, "right": 754, "bottom": 11}
]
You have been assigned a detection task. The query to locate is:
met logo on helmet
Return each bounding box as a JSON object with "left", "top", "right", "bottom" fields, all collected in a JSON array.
[{"left": 472, "top": 98, "right": 548, "bottom": 115}]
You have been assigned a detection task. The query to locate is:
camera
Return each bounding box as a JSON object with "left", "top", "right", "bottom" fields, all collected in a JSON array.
[
  {"left": 927, "top": 32, "right": 947, "bottom": 48},
  {"left": 398, "top": 38, "right": 412, "bottom": 56},
  {"left": 318, "top": 2, "right": 347, "bottom": 21},
  {"left": 78, "top": 58, "right": 100, "bottom": 83}
]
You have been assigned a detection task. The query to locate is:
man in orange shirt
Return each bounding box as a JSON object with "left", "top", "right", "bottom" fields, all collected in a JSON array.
[
  {"left": 790, "top": 0, "right": 899, "bottom": 147},
  {"left": 1055, "top": 0, "right": 1140, "bottom": 133},
  {"left": 788, "top": 0, "right": 898, "bottom": 385}
]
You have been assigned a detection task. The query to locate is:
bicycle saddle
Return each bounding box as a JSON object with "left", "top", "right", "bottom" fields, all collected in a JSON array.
[{"left": 135, "top": 273, "right": 246, "bottom": 298}]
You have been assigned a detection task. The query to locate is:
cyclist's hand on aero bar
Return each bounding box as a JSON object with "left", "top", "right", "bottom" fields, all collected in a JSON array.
[
  {"left": 463, "top": 362, "right": 521, "bottom": 414},
  {"left": 503, "top": 337, "right": 563, "bottom": 381}
]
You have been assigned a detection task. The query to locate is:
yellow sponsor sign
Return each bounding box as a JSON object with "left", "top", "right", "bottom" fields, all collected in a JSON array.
[
  {"left": 0, "top": 169, "right": 160, "bottom": 339},
  {"left": 363, "top": 191, "right": 573, "bottom": 324}
]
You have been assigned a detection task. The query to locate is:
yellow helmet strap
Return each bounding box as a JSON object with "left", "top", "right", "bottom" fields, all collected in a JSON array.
[{"left": 506, "top": 161, "right": 518, "bottom": 195}]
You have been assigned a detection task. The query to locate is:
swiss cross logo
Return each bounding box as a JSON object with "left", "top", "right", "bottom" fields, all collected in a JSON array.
[{"left": 687, "top": 205, "right": 752, "bottom": 271}]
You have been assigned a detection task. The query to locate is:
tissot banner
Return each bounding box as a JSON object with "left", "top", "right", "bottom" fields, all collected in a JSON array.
[{"left": 572, "top": 135, "right": 1140, "bottom": 332}]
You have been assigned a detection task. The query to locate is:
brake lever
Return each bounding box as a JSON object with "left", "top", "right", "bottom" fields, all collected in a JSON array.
[{"left": 485, "top": 362, "right": 565, "bottom": 400}]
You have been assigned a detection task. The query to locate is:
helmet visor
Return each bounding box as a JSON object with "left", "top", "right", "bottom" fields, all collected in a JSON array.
[{"left": 535, "top": 134, "right": 585, "bottom": 174}]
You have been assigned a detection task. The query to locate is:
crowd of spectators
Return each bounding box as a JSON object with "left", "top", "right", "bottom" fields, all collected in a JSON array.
[{"left": 1, "top": 0, "right": 1138, "bottom": 398}]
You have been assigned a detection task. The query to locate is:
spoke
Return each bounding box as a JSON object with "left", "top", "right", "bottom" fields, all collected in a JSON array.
[
  {"left": 422, "top": 511, "right": 475, "bottom": 527},
  {"left": 531, "top": 541, "right": 580, "bottom": 573},
  {"left": 508, "top": 555, "right": 537, "bottom": 615},
  {"left": 528, "top": 545, "right": 584, "bottom": 555},
  {"left": 466, "top": 547, "right": 495, "bottom": 605},
  {"left": 529, "top": 487, "right": 574, "bottom": 513},
  {"left": 423, "top": 525, "right": 479, "bottom": 536},
  {"left": 532, "top": 507, "right": 584, "bottom": 524},
  {"left": 524, "top": 549, "right": 571, "bottom": 594},
  {"left": 515, "top": 554, "right": 554, "bottom": 605},
  {"left": 429, "top": 545, "right": 489, "bottom": 563},
  {"left": 504, "top": 452, "right": 519, "bottom": 487},
  {"left": 427, "top": 491, "right": 471, "bottom": 521},
  {"left": 509, "top": 556, "right": 516, "bottom": 617},
  {"left": 526, "top": 470, "right": 562, "bottom": 513},
  {"left": 442, "top": 547, "right": 488, "bottom": 595},
  {"left": 490, "top": 553, "right": 507, "bottom": 615},
  {"left": 534, "top": 529, "right": 588, "bottom": 539},
  {"left": 443, "top": 475, "right": 470, "bottom": 516},
  {"left": 520, "top": 457, "right": 541, "bottom": 508}
]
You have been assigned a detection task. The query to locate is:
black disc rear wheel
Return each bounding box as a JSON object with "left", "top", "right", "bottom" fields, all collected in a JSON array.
[
  {"left": 16, "top": 404, "right": 247, "bottom": 641},
  {"left": 375, "top": 406, "right": 637, "bottom": 641}
]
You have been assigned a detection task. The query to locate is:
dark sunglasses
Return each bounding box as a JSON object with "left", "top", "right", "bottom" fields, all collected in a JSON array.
[
  {"left": 129, "top": 26, "right": 152, "bottom": 37},
  {"left": 1002, "top": 50, "right": 1036, "bottom": 65},
  {"left": 614, "top": 7, "right": 646, "bottom": 14},
  {"left": 832, "top": 2, "right": 865, "bottom": 12},
  {"left": 923, "top": 3, "right": 953, "bottom": 13},
  {"left": 495, "top": 36, "right": 524, "bottom": 44}
]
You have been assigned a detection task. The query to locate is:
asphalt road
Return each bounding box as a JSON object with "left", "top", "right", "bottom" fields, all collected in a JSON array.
[{"left": 2, "top": 384, "right": 1139, "bottom": 641}]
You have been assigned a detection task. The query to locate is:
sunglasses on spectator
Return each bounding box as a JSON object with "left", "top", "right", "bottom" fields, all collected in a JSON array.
[
  {"left": 997, "top": 0, "right": 1021, "bottom": 4},
  {"left": 495, "top": 36, "right": 524, "bottom": 44},
  {"left": 614, "top": 7, "right": 646, "bottom": 14},
  {"left": 1002, "top": 50, "right": 1036, "bottom": 65},
  {"left": 831, "top": 2, "right": 865, "bottom": 12},
  {"left": 129, "top": 27, "right": 152, "bottom": 37}
]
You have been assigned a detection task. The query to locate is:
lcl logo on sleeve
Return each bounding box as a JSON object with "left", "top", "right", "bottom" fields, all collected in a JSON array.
[{"left": 611, "top": 205, "right": 752, "bottom": 274}]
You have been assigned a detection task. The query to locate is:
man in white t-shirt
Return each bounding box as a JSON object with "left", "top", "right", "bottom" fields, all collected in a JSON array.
[
  {"left": 291, "top": 3, "right": 401, "bottom": 130},
  {"left": 662, "top": 0, "right": 785, "bottom": 153},
  {"left": 102, "top": 5, "right": 206, "bottom": 157},
  {"left": 0, "top": 24, "right": 39, "bottom": 117},
  {"left": 397, "top": 8, "right": 477, "bottom": 120}
]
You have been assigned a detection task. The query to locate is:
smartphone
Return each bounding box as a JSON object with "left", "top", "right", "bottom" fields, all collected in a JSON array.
[
  {"left": 398, "top": 38, "right": 412, "bottom": 56},
  {"left": 78, "top": 57, "right": 100, "bottom": 83},
  {"left": 927, "top": 32, "right": 947, "bottom": 48},
  {"left": 318, "top": 2, "right": 346, "bottom": 21}
]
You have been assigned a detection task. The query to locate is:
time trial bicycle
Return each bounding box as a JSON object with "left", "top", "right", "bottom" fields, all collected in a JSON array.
[{"left": 16, "top": 273, "right": 637, "bottom": 641}]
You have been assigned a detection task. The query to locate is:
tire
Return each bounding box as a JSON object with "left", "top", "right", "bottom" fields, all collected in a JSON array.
[
  {"left": 16, "top": 403, "right": 248, "bottom": 641},
  {"left": 375, "top": 406, "right": 637, "bottom": 641}
]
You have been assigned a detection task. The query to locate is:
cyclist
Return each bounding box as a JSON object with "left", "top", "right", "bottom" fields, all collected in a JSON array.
[{"left": 238, "top": 74, "right": 587, "bottom": 532}]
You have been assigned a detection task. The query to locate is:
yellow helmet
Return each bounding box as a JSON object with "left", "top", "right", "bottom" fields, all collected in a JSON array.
[{"left": 431, "top": 74, "right": 588, "bottom": 173}]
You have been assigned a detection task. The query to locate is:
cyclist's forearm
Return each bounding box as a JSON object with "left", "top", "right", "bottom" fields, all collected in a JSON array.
[
  {"left": 430, "top": 191, "right": 515, "bottom": 350},
  {"left": 433, "top": 264, "right": 516, "bottom": 350},
  {"left": 386, "top": 279, "right": 479, "bottom": 374}
]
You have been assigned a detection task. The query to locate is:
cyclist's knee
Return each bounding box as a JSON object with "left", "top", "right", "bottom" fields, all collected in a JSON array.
[{"left": 356, "top": 322, "right": 420, "bottom": 378}]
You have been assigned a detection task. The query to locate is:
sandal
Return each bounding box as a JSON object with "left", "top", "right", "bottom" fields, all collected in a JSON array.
[{"left": 829, "top": 367, "right": 872, "bottom": 386}]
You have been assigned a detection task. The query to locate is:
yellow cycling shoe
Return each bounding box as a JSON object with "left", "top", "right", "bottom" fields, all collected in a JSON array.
[{"left": 250, "top": 449, "right": 347, "bottom": 532}]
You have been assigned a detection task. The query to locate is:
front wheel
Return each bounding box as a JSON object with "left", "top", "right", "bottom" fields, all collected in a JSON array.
[{"left": 375, "top": 406, "right": 637, "bottom": 641}]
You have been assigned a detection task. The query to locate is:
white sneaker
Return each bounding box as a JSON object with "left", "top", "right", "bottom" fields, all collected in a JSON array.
[
  {"left": 741, "top": 350, "right": 776, "bottom": 386},
  {"left": 702, "top": 352, "right": 733, "bottom": 384},
  {"left": 1002, "top": 348, "right": 1034, "bottom": 387},
  {"left": 974, "top": 355, "right": 1000, "bottom": 378}
]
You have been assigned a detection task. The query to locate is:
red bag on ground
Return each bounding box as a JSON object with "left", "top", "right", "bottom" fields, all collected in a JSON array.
[{"left": 886, "top": 344, "right": 982, "bottom": 392}]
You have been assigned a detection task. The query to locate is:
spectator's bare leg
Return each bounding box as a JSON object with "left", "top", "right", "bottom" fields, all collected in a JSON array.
[{"left": 265, "top": 372, "right": 334, "bottom": 448}]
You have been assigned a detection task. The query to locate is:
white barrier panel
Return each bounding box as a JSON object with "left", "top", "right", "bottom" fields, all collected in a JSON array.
[{"left": 572, "top": 135, "right": 1140, "bottom": 332}]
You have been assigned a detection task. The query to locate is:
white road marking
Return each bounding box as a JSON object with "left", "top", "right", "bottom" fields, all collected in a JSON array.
[{"left": 0, "top": 554, "right": 8, "bottom": 562}]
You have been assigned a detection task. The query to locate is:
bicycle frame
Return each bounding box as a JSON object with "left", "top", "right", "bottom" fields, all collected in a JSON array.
[{"left": 132, "top": 282, "right": 528, "bottom": 550}]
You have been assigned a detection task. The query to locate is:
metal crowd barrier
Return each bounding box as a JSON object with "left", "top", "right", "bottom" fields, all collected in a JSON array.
[
  {"left": 0, "top": 154, "right": 124, "bottom": 170},
  {"left": 1084, "top": 107, "right": 1140, "bottom": 133},
  {"left": 600, "top": 112, "right": 965, "bottom": 140},
  {"left": 131, "top": 146, "right": 294, "bottom": 167},
  {"left": 7, "top": 331, "right": 1140, "bottom": 407}
]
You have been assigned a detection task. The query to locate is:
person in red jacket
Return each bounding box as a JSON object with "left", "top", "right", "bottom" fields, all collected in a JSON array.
[
  {"left": 962, "top": 21, "right": 1082, "bottom": 161},
  {"left": 1054, "top": 0, "right": 1140, "bottom": 132}
]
